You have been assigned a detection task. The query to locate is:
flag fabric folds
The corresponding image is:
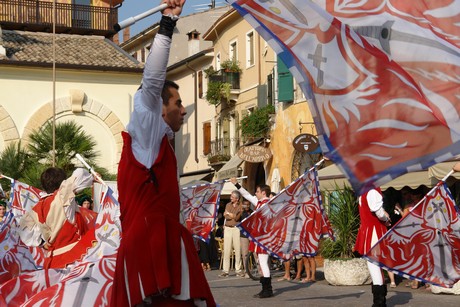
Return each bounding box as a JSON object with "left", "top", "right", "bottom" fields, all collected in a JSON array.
[
  {"left": 9, "top": 179, "right": 44, "bottom": 222},
  {"left": 228, "top": 0, "right": 460, "bottom": 194},
  {"left": 364, "top": 182, "right": 460, "bottom": 288},
  {"left": 0, "top": 186, "right": 121, "bottom": 306},
  {"left": 238, "top": 169, "right": 333, "bottom": 260},
  {"left": 180, "top": 182, "right": 224, "bottom": 242}
]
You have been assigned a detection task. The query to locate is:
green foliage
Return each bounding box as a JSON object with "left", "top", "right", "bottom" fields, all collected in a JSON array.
[
  {"left": 0, "top": 120, "right": 115, "bottom": 191},
  {"left": 205, "top": 81, "right": 232, "bottom": 105},
  {"left": 320, "top": 185, "right": 360, "bottom": 259},
  {"left": 207, "top": 154, "right": 231, "bottom": 164},
  {"left": 221, "top": 59, "right": 242, "bottom": 73},
  {"left": 240, "top": 105, "right": 275, "bottom": 138}
]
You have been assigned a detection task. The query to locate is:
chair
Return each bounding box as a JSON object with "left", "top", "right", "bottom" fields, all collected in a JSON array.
[{"left": 217, "top": 238, "right": 235, "bottom": 270}]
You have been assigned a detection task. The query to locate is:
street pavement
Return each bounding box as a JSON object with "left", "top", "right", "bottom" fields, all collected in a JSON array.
[{"left": 205, "top": 268, "right": 459, "bottom": 307}]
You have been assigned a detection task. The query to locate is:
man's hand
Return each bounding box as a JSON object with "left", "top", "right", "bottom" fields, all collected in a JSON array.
[
  {"left": 162, "top": 0, "right": 186, "bottom": 17},
  {"left": 229, "top": 177, "right": 238, "bottom": 185},
  {"left": 453, "top": 162, "right": 460, "bottom": 172}
]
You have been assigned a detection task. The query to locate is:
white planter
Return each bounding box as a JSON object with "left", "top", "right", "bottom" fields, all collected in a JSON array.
[
  {"left": 431, "top": 281, "right": 460, "bottom": 295},
  {"left": 324, "top": 258, "right": 372, "bottom": 286}
]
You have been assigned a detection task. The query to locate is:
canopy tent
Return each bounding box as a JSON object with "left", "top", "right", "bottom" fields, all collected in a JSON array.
[{"left": 317, "top": 162, "right": 459, "bottom": 192}]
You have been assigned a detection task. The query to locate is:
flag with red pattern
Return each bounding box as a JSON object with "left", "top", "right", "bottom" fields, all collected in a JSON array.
[
  {"left": 9, "top": 179, "right": 44, "bottom": 221},
  {"left": 0, "top": 186, "right": 121, "bottom": 306},
  {"left": 238, "top": 169, "right": 333, "bottom": 260},
  {"left": 365, "top": 182, "right": 460, "bottom": 287},
  {"left": 180, "top": 182, "right": 224, "bottom": 242},
  {"left": 227, "top": 0, "right": 460, "bottom": 194}
]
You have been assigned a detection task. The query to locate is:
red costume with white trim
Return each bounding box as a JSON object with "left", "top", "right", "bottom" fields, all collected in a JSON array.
[
  {"left": 249, "top": 198, "right": 269, "bottom": 254},
  {"left": 354, "top": 188, "right": 387, "bottom": 255}
]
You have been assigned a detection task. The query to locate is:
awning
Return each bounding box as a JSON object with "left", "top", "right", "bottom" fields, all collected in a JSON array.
[
  {"left": 216, "top": 155, "right": 244, "bottom": 180},
  {"left": 179, "top": 169, "right": 214, "bottom": 187},
  {"left": 428, "top": 161, "right": 460, "bottom": 180},
  {"left": 317, "top": 164, "right": 437, "bottom": 192}
]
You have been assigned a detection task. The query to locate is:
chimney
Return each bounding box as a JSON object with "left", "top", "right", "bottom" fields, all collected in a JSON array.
[
  {"left": 112, "top": 32, "right": 120, "bottom": 45},
  {"left": 0, "top": 26, "right": 6, "bottom": 58},
  {"left": 123, "top": 27, "right": 130, "bottom": 43},
  {"left": 187, "top": 30, "right": 200, "bottom": 56}
]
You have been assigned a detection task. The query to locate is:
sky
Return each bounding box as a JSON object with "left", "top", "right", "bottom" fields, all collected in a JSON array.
[{"left": 118, "top": 1, "right": 229, "bottom": 38}]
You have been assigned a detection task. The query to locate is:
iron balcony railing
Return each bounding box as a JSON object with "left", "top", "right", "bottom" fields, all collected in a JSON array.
[
  {"left": 208, "top": 137, "right": 240, "bottom": 163},
  {"left": 0, "top": 0, "right": 118, "bottom": 37}
]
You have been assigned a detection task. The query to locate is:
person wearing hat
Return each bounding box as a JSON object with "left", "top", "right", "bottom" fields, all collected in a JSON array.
[{"left": 78, "top": 195, "right": 93, "bottom": 211}]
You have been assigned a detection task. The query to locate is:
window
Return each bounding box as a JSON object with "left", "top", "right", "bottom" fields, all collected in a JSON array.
[
  {"left": 277, "top": 56, "right": 294, "bottom": 103},
  {"left": 216, "top": 53, "right": 221, "bottom": 71},
  {"left": 246, "top": 31, "right": 255, "bottom": 67},
  {"left": 229, "top": 40, "right": 238, "bottom": 62}
]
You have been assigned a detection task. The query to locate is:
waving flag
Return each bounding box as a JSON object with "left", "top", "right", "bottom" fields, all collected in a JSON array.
[
  {"left": 180, "top": 182, "right": 224, "bottom": 242},
  {"left": 227, "top": 0, "right": 460, "bottom": 194},
  {"left": 9, "top": 179, "right": 44, "bottom": 221},
  {"left": 238, "top": 169, "right": 333, "bottom": 260},
  {"left": 364, "top": 182, "right": 460, "bottom": 288},
  {"left": 0, "top": 181, "right": 45, "bottom": 285},
  {"left": 0, "top": 186, "right": 121, "bottom": 306}
]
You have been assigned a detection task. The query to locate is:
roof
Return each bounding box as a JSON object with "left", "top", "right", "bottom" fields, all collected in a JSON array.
[{"left": 0, "top": 30, "right": 143, "bottom": 72}]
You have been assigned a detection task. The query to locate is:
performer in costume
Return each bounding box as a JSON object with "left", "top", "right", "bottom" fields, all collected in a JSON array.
[
  {"left": 354, "top": 188, "right": 391, "bottom": 307},
  {"left": 19, "top": 167, "right": 97, "bottom": 269},
  {"left": 111, "top": 1, "right": 215, "bottom": 306},
  {"left": 230, "top": 177, "right": 273, "bottom": 298}
]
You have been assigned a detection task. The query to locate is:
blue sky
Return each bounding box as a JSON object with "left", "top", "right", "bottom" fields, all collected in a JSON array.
[{"left": 118, "top": 1, "right": 228, "bottom": 37}]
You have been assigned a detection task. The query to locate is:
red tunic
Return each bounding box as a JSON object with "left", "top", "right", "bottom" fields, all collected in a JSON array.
[
  {"left": 111, "top": 132, "right": 215, "bottom": 306},
  {"left": 249, "top": 198, "right": 270, "bottom": 254},
  {"left": 33, "top": 195, "right": 95, "bottom": 269},
  {"left": 354, "top": 189, "right": 388, "bottom": 255}
]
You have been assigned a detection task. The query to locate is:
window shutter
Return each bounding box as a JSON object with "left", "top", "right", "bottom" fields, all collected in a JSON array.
[
  {"left": 277, "top": 56, "right": 294, "bottom": 103},
  {"left": 203, "top": 122, "right": 211, "bottom": 155}
]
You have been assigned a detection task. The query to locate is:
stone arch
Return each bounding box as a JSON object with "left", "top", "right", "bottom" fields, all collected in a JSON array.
[
  {"left": 0, "top": 105, "right": 21, "bottom": 148},
  {"left": 22, "top": 91, "right": 125, "bottom": 162}
]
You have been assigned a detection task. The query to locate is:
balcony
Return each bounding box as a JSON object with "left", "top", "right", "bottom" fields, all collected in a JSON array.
[
  {"left": 0, "top": 0, "right": 118, "bottom": 37},
  {"left": 207, "top": 137, "right": 240, "bottom": 165},
  {"left": 209, "top": 70, "right": 240, "bottom": 90}
]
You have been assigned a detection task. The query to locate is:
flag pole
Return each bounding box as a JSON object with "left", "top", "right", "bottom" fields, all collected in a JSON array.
[
  {"left": 0, "top": 174, "right": 15, "bottom": 182},
  {"left": 75, "top": 154, "right": 106, "bottom": 186},
  {"left": 114, "top": 3, "right": 168, "bottom": 32},
  {"left": 224, "top": 176, "right": 248, "bottom": 182}
]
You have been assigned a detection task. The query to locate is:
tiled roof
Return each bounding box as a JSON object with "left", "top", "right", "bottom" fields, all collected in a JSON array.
[{"left": 0, "top": 30, "right": 143, "bottom": 71}]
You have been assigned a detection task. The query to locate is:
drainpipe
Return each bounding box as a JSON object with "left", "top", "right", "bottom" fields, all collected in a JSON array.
[{"left": 186, "top": 62, "right": 199, "bottom": 163}]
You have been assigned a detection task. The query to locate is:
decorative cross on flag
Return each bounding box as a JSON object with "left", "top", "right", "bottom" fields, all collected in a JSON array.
[
  {"left": 180, "top": 182, "right": 224, "bottom": 242},
  {"left": 364, "top": 182, "right": 460, "bottom": 288},
  {"left": 9, "top": 180, "right": 44, "bottom": 221},
  {"left": 227, "top": 0, "right": 460, "bottom": 194},
  {"left": 238, "top": 169, "right": 333, "bottom": 260}
]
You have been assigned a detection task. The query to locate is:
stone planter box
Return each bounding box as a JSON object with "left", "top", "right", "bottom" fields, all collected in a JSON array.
[{"left": 324, "top": 258, "right": 372, "bottom": 286}]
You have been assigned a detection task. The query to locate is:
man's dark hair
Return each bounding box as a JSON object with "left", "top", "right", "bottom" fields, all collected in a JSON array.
[
  {"left": 41, "top": 167, "right": 67, "bottom": 193},
  {"left": 161, "top": 80, "right": 179, "bottom": 106},
  {"left": 257, "top": 184, "right": 271, "bottom": 197}
]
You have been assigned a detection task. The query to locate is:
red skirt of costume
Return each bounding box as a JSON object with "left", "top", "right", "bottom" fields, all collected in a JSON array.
[
  {"left": 111, "top": 133, "right": 215, "bottom": 307},
  {"left": 248, "top": 199, "right": 269, "bottom": 255},
  {"left": 354, "top": 191, "right": 387, "bottom": 255}
]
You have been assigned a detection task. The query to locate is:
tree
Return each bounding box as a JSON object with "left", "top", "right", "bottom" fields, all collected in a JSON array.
[
  {"left": 0, "top": 141, "right": 31, "bottom": 184},
  {"left": 27, "top": 120, "right": 99, "bottom": 175}
]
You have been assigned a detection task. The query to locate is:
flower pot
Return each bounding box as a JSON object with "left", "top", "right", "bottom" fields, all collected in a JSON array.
[{"left": 323, "top": 258, "right": 371, "bottom": 286}]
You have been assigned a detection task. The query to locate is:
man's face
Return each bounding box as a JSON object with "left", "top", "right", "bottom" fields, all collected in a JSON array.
[
  {"left": 255, "top": 187, "right": 263, "bottom": 200},
  {"left": 162, "top": 87, "right": 186, "bottom": 132}
]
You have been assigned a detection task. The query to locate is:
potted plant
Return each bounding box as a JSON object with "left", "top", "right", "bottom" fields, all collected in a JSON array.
[
  {"left": 320, "top": 185, "right": 371, "bottom": 286},
  {"left": 240, "top": 105, "right": 275, "bottom": 140},
  {"left": 220, "top": 59, "right": 242, "bottom": 73}
]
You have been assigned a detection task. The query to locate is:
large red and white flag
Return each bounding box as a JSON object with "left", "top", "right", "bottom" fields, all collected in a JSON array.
[
  {"left": 238, "top": 169, "right": 333, "bottom": 260},
  {"left": 0, "top": 186, "right": 121, "bottom": 306},
  {"left": 180, "top": 182, "right": 224, "bottom": 242},
  {"left": 0, "top": 180, "right": 45, "bottom": 285},
  {"left": 228, "top": 0, "right": 460, "bottom": 194},
  {"left": 365, "top": 182, "right": 460, "bottom": 288}
]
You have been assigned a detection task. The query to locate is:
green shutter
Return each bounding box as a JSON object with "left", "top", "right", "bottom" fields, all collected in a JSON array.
[{"left": 277, "top": 56, "right": 294, "bottom": 103}]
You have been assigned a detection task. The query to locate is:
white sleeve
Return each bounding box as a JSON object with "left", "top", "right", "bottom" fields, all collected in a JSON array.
[
  {"left": 237, "top": 186, "right": 258, "bottom": 207},
  {"left": 127, "top": 34, "right": 171, "bottom": 168},
  {"left": 367, "top": 189, "right": 383, "bottom": 212}
]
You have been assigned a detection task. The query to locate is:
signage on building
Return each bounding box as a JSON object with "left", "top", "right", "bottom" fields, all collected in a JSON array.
[
  {"left": 237, "top": 145, "right": 272, "bottom": 163},
  {"left": 292, "top": 134, "right": 320, "bottom": 153}
]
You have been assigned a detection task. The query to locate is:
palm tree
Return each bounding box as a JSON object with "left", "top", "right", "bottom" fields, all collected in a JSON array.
[
  {"left": 0, "top": 141, "right": 31, "bottom": 185},
  {"left": 27, "top": 120, "right": 99, "bottom": 175}
]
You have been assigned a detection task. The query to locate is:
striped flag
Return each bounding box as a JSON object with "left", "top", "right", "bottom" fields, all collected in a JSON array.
[
  {"left": 180, "top": 182, "right": 224, "bottom": 242},
  {"left": 364, "top": 182, "right": 460, "bottom": 288},
  {"left": 227, "top": 0, "right": 460, "bottom": 194},
  {"left": 238, "top": 169, "right": 333, "bottom": 260}
]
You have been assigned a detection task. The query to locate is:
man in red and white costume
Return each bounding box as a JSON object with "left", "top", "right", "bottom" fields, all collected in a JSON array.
[
  {"left": 19, "top": 167, "right": 97, "bottom": 269},
  {"left": 354, "top": 188, "right": 391, "bottom": 307},
  {"left": 230, "top": 177, "right": 273, "bottom": 298},
  {"left": 111, "top": 1, "right": 215, "bottom": 306}
]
